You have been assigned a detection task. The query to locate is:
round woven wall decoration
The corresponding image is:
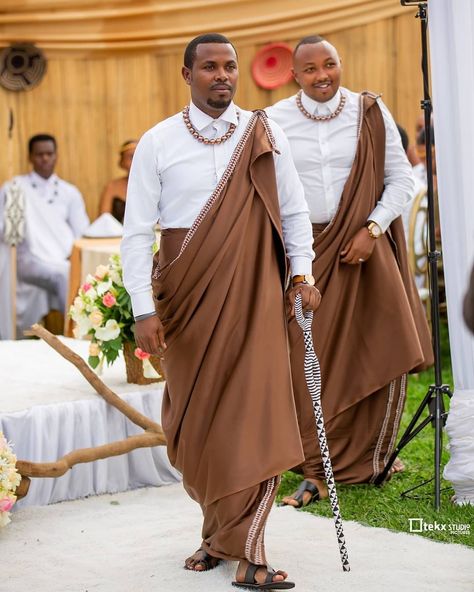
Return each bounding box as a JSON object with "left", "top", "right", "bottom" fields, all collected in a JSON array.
[
  {"left": 0, "top": 44, "right": 47, "bottom": 92},
  {"left": 252, "top": 42, "right": 293, "bottom": 90}
]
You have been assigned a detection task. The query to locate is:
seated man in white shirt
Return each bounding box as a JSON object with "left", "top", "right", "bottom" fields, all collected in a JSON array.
[
  {"left": 0, "top": 134, "right": 90, "bottom": 338},
  {"left": 266, "top": 35, "right": 433, "bottom": 507}
]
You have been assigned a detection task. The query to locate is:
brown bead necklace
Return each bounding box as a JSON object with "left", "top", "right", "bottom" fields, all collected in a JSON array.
[
  {"left": 182, "top": 106, "right": 239, "bottom": 145},
  {"left": 296, "top": 90, "right": 346, "bottom": 122}
]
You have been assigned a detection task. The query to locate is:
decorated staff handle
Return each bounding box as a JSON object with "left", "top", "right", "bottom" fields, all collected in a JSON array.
[{"left": 294, "top": 294, "right": 350, "bottom": 573}]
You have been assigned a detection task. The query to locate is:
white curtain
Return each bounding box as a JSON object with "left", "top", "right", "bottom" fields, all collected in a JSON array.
[{"left": 429, "top": 0, "right": 474, "bottom": 504}]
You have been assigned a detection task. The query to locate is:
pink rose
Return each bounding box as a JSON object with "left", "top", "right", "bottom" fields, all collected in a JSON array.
[
  {"left": 0, "top": 497, "right": 15, "bottom": 512},
  {"left": 81, "top": 283, "right": 92, "bottom": 293},
  {"left": 134, "top": 347, "right": 151, "bottom": 361},
  {"left": 102, "top": 293, "right": 116, "bottom": 308}
]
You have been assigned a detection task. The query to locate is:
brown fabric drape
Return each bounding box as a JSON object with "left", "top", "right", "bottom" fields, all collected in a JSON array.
[
  {"left": 289, "top": 94, "right": 433, "bottom": 483},
  {"left": 152, "top": 115, "right": 303, "bottom": 562}
]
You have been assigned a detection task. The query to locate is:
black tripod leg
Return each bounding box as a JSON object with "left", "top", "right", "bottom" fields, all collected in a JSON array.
[
  {"left": 374, "top": 386, "right": 436, "bottom": 485},
  {"left": 434, "top": 389, "right": 443, "bottom": 509}
]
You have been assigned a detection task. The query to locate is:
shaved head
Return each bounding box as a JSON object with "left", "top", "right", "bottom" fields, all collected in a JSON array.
[{"left": 292, "top": 37, "right": 342, "bottom": 103}]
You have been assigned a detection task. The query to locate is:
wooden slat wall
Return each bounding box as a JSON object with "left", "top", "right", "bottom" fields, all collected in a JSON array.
[{"left": 0, "top": 8, "right": 422, "bottom": 218}]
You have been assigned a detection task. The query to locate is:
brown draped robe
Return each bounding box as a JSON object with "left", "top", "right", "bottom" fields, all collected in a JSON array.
[
  {"left": 289, "top": 93, "right": 434, "bottom": 484},
  {"left": 152, "top": 113, "right": 304, "bottom": 563}
]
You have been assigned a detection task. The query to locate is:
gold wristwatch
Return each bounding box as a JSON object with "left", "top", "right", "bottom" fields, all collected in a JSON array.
[
  {"left": 292, "top": 274, "right": 316, "bottom": 286},
  {"left": 367, "top": 220, "right": 383, "bottom": 239}
]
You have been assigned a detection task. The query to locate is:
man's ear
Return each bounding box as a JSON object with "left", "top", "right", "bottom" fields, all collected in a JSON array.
[
  {"left": 182, "top": 66, "right": 192, "bottom": 86},
  {"left": 291, "top": 67, "right": 299, "bottom": 85}
]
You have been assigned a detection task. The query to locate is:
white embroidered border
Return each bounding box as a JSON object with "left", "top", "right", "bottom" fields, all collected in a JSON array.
[
  {"left": 245, "top": 476, "right": 276, "bottom": 564},
  {"left": 152, "top": 110, "right": 276, "bottom": 280},
  {"left": 370, "top": 379, "right": 396, "bottom": 483},
  {"left": 383, "top": 373, "right": 407, "bottom": 467}
]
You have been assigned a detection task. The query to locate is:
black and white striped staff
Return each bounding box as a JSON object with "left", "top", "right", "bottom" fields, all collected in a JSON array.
[{"left": 294, "top": 294, "right": 350, "bottom": 572}]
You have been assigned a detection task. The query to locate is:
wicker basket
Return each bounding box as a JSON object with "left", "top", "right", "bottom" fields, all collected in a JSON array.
[{"left": 122, "top": 341, "right": 165, "bottom": 385}]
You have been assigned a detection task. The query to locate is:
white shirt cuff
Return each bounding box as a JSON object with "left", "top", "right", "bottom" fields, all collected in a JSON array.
[
  {"left": 290, "top": 256, "right": 313, "bottom": 276},
  {"left": 368, "top": 205, "right": 395, "bottom": 234},
  {"left": 130, "top": 290, "right": 155, "bottom": 318}
]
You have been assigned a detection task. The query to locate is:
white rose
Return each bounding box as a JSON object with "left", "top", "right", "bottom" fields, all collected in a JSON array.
[
  {"left": 109, "top": 269, "right": 123, "bottom": 286},
  {"left": 94, "top": 319, "right": 120, "bottom": 342},
  {"left": 73, "top": 296, "right": 85, "bottom": 312},
  {"left": 96, "top": 279, "right": 112, "bottom": 296},
  {"left": 73, "top": 315, "right": 93, "bottom": 339},
  {"left": 95, "top": 264, "right": 109, "bottom": 280},
  {"left": 85, "top": 287, "right": 97, "bottom": 302},
  {"left": 89, "top": 309, "right": 104, "bottom": 327}
]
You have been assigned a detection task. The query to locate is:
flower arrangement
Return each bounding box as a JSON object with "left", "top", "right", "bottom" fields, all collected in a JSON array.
[
  {"left": 69, "top": 254, "right": 135, "bottom": 370},
  {"left": 0, "top": 432, "right": 21, "bottom": 527},
  {"left": 69, "top": 254, "right": 163, "bottom": 383}
]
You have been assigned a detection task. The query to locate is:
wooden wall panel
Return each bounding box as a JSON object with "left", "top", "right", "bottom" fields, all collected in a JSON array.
[{"left": 0, "top": 2, "right": 424, "bottom": 218}]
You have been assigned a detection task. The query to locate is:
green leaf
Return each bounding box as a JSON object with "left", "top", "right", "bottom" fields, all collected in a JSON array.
[
  {"left": 105, "top": 349, "right": 120, "bottom": 365},
  {"left": 108, "top": 337, "right": 122, "bottom": 351},
  {"left": 88, "top": 355, "right": 100, "bottom": 369}
]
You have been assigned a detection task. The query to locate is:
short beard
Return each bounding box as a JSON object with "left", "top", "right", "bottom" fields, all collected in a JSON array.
[{"left": 207, "top": 97, "right": 232, "bottom": 110}]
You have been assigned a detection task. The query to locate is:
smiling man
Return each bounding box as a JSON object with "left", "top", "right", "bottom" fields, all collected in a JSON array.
[
  {"left": 121, "top": 33, "right": 320, "bottom": 590},
  {"left": 266, "top": 36, "right": 433, "bottom": 507}
]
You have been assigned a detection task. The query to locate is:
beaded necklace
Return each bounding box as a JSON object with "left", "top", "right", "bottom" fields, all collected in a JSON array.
[
  {"left": 296, "top": 90, "right": 346, "bottom": 122},
  {"left": 182, "top": 106, "right": 239, "bottom": 145}
]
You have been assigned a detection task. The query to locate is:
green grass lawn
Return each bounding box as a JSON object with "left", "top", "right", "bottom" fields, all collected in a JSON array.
[{"left": 278, "top": 320, "right": 474, "bottom": 548}]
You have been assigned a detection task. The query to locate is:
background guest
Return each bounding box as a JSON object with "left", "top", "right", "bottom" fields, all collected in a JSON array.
[
  {"left": 99, "top": 140, "right": 137, "bottom": 223},
  {"left": 0, "top": 134, "right": 89, "bottom": 338}
]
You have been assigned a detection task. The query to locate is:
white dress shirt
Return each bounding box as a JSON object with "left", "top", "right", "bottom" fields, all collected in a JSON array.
[
  {"left": 0, "top": 171, "right": 89, "bottom": 262},
  {"left": 0, "top": 171, "right": 89, "bottom": 339},
  {"left": 121, "top": 101, "right": 314, "bottom": 317},
  {"left": 266, "top": 87, "right": 415, "bottom": 229}
]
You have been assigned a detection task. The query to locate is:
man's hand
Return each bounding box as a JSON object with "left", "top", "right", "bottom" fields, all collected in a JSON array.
[
  {"left": 287, "top": 284, "right": 322, "bottom": 318},
  {"left": 134, "top": 315, "right": 167, "bottom": 358},
  {"left": 340, "top": 227, "right": 376, "bottom": 265}
]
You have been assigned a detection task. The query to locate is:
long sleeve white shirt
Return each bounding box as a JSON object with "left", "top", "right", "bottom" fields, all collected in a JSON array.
[
  {"left": 121, "top": 101, "right": 314, "bottom": 317},
  {"left": 266, "top": 87, "right": 415, "bottom": 229},
  {"left": 0, "top": 171, "right": 89, "bottom": 260}
]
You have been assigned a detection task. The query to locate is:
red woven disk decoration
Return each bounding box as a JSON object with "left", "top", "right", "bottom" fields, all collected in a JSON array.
[{"left": 252, "top": 42, "right": 293, "bottom": 90}]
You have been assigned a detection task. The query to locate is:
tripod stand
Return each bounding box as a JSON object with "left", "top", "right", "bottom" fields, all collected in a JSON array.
[{"left": 374, "top": 1, "right": 452, "bottom": 510}]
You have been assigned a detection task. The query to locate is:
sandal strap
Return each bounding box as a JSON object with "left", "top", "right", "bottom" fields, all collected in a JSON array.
[
  {"left": 265, "top": 568, "right": 277, "bottom": 584},
  {"left": 244, "top": 563, "right": 260, "bottom": 584},
  {"left": 295, "top": 479, "right": 319, "bottom": 497}
]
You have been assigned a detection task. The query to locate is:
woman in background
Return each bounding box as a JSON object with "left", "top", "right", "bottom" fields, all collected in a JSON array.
[{"left": 99, "top": 140, "right": 137, "bottom": 223}]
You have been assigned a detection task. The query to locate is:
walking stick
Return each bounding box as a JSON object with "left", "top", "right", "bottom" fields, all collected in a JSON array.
[{"left": 294, "top": 294, "right": 350, "bottom": 572}]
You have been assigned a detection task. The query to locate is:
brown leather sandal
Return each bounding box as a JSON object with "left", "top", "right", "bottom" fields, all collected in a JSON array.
[
  {"left": 232, "top": 563, "right": 295, "bottom": 590},
  {"left": 184, "top": 548, "right": 220, "bottom": 572},
  {"left": 279, "top": 479, "right": 320, "bottom": 508}
]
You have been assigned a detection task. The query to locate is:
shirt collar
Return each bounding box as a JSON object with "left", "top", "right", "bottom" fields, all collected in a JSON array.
[
  {"left": 300, "top": 88, "right": 342, "bottom": 116},
  {"left": 30, "top": 170, "right": 57, "bottom": 186},
  {"left": 189, "top": 101, "right": 238, "bottom": 131}
]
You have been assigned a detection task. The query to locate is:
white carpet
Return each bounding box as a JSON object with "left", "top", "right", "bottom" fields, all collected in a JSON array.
[{"left": 2, "top": 483, "right": 472, "bottom": 592}]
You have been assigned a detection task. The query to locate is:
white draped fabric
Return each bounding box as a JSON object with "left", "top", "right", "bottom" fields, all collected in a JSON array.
[
  {"left": 1, "top": 389, "right": 180, "bottom": 509},
  {"left": 429, "top": 0, "right": 474, "bottom": 504}
]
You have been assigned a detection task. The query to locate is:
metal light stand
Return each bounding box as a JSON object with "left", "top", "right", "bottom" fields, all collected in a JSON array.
[{"left": 374, "top": 1, "right": 452, "bottom": 510}]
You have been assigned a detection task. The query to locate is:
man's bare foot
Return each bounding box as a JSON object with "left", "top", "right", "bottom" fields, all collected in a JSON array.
[
  {"left": 184, "top": 548, "right": 220, "bottom": 571},
  {"left": 234, "top": 560, "right": 294, "bottom": 588},
  {"left": 391, "top": 457, "right": 405, "bottom": 474},
  {"left": 281, "top": 477, "right": 327, "bottom": 508}
]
